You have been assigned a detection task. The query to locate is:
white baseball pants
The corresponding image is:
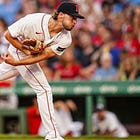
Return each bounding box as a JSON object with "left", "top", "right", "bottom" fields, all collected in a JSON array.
[{"left": 0, "top": 50, "right": 61, "bottom": 140}]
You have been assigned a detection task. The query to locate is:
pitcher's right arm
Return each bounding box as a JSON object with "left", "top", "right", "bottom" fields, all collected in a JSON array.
[{"left": 4, "top": 30, "right": 31, "bottom": 55}]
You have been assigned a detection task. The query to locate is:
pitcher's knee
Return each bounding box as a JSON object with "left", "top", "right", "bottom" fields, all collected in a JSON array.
[{"left": 34, "top": 86, "right": 52, "bottom": 96}]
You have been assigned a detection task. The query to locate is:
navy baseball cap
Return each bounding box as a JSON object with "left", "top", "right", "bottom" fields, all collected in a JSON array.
[{"left": 57, "top": 2, "right": 84, "bottom": 19}]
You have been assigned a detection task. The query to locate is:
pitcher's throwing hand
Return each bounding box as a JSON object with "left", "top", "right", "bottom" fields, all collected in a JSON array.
[{"left": 1, "top": 52, "right": 17, "bottom": 66}]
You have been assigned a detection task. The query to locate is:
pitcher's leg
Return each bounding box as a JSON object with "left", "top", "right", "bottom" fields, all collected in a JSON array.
[
  {"left": 16, "top": 64, "right": 61, "bottom": 139},
  {"left": 0, "top": 62, "right": 19, "bottom": 81},
  {"left": 37, "top": 89, "right": 58, "bottom": 138}
]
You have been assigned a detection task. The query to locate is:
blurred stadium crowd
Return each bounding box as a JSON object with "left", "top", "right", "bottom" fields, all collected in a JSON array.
[
  {"left": 0, "top": 0, "right": 140, "bottom": 81},
  {"left": 0, "top": 0, "right": 140, "bottom": 136}
]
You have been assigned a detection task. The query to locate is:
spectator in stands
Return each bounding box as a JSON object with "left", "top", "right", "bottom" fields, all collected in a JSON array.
[
  {"left": 76, "top": 0, "right": 102, "bottom": 33},
  {"left": 92, "top": 53, "right": 117, "bottom": 80},
  {"left": 91, "top": 23, "right": 108, "bottom": 50},
  {"left": 20, "top": 0, "right": 38, "bottom": 15},
  {"left": 102, "top": 38, "right": 120, "bottom": 67},
  {"left": 116, "top": 24, "right": 140, "bottom": 57},
  {"left": 14, "top": 0, "right": 39, "bottom": 21},
  {"left": 101, "top": 0, "right": 113, "bottom": 29},
  {"left": 53, "top": 47, "right": 82, "bottom": 80},
  {"left": 109, "top": 13, "right": 124, "bottom": 41},
  {"left": 92, "top": 103, "right": 129, "bottom": 137},
  {"left": 73, "top": 30, "right": 98, "bottom": 79},
  {"left": 75, "top": 30, "right": 97, "bottom": 67},
  {"left": 91, "top": 24, "right": 120, "bottom": 67},
  {"left": 117, "top": 57, "right": 138, "bottom": 80}
]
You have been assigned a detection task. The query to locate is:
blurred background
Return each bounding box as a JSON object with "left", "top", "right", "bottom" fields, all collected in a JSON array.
[{"left": 0, "top": 0, "right": 140, "bottom": 138}]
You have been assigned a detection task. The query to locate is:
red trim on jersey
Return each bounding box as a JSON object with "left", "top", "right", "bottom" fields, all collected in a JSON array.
[
  {"left": 41, "top": 14, "right": 63, "bottom": 41},
  {"left": 41, "top": 14, "right": 46, "bottom": 40},
  {"left": 16, "top": 50, "right": 57, "bottom": 138}
]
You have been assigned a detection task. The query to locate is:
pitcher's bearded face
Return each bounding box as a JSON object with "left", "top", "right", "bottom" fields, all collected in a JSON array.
[{"left": 62, "top": 14, "right": 77, "bottom": 31}]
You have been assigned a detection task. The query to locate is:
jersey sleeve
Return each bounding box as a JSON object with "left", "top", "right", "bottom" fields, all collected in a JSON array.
[
  {"left": 92, "top": 113, "right": 99, "bottom": 132},
  {"left": 50, "top": 32, "right": 72, "bottom": 56},
  {"left": 107, "top": 113, "right": 119, "bottom": 131}
]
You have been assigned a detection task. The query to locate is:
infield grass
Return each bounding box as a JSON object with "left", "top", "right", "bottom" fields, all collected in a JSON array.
[{"left": 0, "top": 135, "right": 140, "bottom": 140}]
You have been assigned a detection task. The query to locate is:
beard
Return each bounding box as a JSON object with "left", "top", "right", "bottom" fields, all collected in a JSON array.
[
  {"left": 62, "top": 22, "right": 74, "bottom": 31},
  {"left": 65, "top": 28, "right": 72, "bottom": 31},
  {"left": 64, "top": 25, "right": 73, "bottom": 31}
]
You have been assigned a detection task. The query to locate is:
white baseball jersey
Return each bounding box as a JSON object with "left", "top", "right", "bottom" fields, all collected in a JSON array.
[
  {"left": 0, "top": 13, "right": 72, "bottom": 140},
  {"left": 8, "top": 13, "right": 72, "bottom": 56},
  {"left": 92, "top": 111, "right": 129, "bottom": 137}
]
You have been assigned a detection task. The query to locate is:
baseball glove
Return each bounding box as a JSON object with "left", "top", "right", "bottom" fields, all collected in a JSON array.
[{"left": 22, "top": 39, "right": 44, "bottom": 54}]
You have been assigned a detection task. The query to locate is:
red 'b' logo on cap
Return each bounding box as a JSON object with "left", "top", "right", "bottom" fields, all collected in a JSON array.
[{"left": 76, "top": 4, "right": 79, "bottom": 12}]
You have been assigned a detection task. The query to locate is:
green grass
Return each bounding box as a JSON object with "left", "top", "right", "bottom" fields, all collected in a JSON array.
[{"left": 0, "top": 135, "right": 140, "bottom": 140}]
